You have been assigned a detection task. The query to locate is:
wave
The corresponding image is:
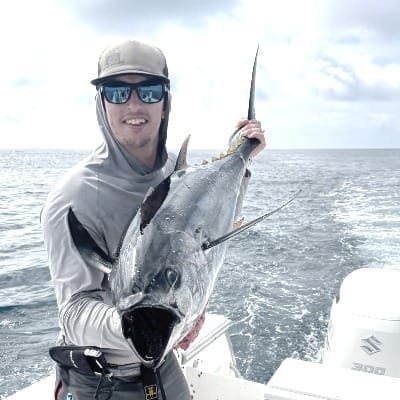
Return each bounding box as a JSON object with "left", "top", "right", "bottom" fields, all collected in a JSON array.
[{"left": 0, "top": 285, "right": 55, "bottom": 310}]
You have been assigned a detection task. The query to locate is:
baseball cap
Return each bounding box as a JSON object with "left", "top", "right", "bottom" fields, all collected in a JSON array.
[{"left": 91, "top": 40, "right": 169, "bottom": 86}]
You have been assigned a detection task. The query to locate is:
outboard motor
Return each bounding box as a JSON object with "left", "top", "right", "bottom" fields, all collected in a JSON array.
[{"left": 323, "top": 267, "right": 400, "bottom": 378}]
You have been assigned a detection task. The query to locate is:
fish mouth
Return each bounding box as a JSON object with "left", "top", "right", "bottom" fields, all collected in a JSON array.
[{"left": 121, "top": 306, "right": 180, "bottom": 364}]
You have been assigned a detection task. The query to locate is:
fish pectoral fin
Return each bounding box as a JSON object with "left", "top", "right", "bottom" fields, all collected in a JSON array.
[
  {"left": 67, "top": 208, "right": 113, "bottom": 274},
  {"left": 232, "top": 218, "right": 244, "bottom": 230},
  {"left": 202, "top": 190, "right": 302, "bottom": 250},
  {"left": 140, "top": 135, "right": 190, "bottom": 233}
]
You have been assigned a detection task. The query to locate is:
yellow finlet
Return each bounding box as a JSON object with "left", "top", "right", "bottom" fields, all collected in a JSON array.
[{"left": 232, "top": 218, "right": 244, "bottom": 230}]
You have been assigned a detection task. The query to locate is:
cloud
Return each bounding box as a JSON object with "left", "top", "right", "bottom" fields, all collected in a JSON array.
[
  {"left": 372, "top": 54, "right": 400, "bottom": 67},
  {"left": 0, "top": 112, "right": 21, "bottom": 125},
  {"left": 1, "top": 0, "right": 400, "bottom": 150},
  {"left": 324, "top": 0, "right": 400, "bottom": 40},
  {"left": 61, "top": 0, "right": 241, "bottom": 34},
  {"left": 310, "top": 55, "right": 400, "bottom": 102},
  {"left": 7, "top": 77, "right": 43, "bottom": 88}
]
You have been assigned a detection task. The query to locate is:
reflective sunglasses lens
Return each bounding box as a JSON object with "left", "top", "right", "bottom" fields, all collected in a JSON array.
[
  {"left": 137, "top": 84, "right": 164, "bottom": 103},
  {"left": 103, "top": 86, "right": 131, "bottom": 104}
]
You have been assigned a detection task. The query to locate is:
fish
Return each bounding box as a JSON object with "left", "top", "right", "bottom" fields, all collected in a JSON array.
[{"left": 67, "top": 47, "right": 298, "bottom": 368}]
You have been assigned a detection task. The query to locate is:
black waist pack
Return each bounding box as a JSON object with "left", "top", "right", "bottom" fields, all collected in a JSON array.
[{"left": 49, "top": 346, "right": 111, "bottom": 377}]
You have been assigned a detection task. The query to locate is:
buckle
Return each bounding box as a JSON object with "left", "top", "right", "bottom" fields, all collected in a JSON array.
[{"left": 83, "top": 348, "right": 113, "bottom": 380}]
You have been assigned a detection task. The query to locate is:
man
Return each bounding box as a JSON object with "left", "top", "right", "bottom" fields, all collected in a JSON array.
[{"left": 41, "top": 39, "right": 265, "bottom": 399}]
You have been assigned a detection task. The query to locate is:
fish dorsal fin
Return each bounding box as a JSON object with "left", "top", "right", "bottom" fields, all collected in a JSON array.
[
  {"left": 202, "top": 190, "right": 302, "bottom": 250},
  {"left": 140, "top": 176, "right": 171, "bottom": 233},
  {"left": 174, "top": 135, "right": 191, "bottom": 171},
  {"left": 228, "top": 45, "right": 259, "bottom": 145},
  {"left": 248, "top": 44, "right": 259, "bottom": 120},
  {"left": 67, "top": 208, "right": 113, "bottom": 274}
]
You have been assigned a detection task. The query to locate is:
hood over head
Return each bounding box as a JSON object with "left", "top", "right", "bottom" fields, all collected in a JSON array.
[{"left": 92, "top": 40, "right": 171, "bottom": 171}]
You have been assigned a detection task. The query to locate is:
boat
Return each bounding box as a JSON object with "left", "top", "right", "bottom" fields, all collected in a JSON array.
[{"left": 7, "top": 267, "right": 400, "bottom": 399}]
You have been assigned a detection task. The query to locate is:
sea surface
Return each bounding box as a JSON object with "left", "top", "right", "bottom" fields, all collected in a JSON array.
[{"left": 0, "top": 148, "right": 399, "bottom": 397}]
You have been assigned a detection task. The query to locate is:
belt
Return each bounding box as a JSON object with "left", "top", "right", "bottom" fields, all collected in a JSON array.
[
  {"left": 50, "top": 346, "right": 166, "bottom": 400},
  {"left": 49, "top": 346, "right": 141, "bottom": 379}
]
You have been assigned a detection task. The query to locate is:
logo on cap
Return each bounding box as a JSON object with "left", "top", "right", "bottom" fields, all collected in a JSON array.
[{"left": 104, "top": 52, "right": 122, "bottom": 70}]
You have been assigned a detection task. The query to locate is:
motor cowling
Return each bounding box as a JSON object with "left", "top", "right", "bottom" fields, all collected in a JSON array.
[{"left": 323, "top": 267, "right": 400, "bottom": 378}]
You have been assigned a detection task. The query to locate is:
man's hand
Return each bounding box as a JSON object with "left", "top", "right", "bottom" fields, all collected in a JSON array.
[{"left": 235, "top": 118, "right": 266, "bottom": 159}]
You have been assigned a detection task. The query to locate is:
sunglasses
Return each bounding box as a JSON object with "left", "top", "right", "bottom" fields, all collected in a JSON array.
[{"left": 102, "top": 81, "right": 165, "bottom": 104}]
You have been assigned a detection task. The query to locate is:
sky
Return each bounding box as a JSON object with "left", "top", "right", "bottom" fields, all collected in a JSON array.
[{"left": 1, "top": 0, "right": 400, "bottom": 150}]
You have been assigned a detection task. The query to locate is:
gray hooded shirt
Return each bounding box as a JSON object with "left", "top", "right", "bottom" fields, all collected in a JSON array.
[{"left": 41, "top": 94, "right": 249, "bottom": 372}]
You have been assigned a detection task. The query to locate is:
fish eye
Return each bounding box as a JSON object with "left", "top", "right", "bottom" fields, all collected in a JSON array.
[{"left": 165, "top": 268, "right": 180, "bottom": 287}]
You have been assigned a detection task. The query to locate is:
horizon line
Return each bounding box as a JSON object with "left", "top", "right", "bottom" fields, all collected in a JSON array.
[{"left": 1, "top": 146, "right": 399, "bottom": 152}]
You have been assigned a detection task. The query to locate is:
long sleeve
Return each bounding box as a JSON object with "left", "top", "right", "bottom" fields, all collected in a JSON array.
[{"left": 41, "top": 192, "right": 139, "bottom": 365}]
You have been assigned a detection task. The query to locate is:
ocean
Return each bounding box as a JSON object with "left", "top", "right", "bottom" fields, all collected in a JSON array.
[{"left": 0, "top": 148, "right": 399, "bottom": 397}]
